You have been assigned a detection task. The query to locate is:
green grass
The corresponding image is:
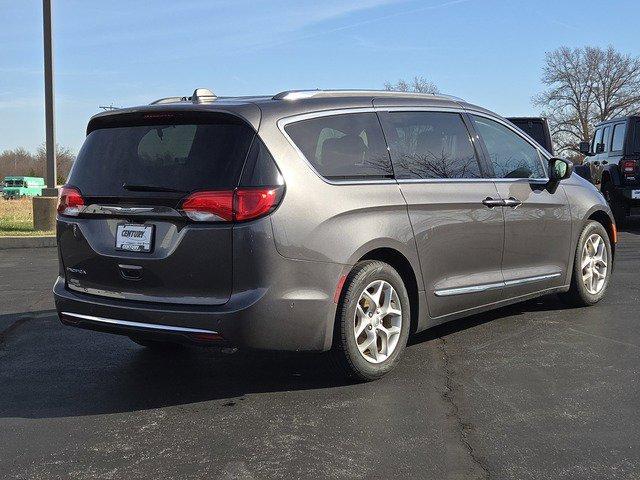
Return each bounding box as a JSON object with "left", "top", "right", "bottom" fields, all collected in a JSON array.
[{"left": 0, "top": 198, "right": 54, "bottom": 237}]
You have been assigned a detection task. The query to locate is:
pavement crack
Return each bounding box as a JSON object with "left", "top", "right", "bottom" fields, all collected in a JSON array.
[
  {"left": 0, "top": 313, "right": 49, "bottom": 347},
  {"left": 439, "top": 337, "right": 491, "bottom": 479}
]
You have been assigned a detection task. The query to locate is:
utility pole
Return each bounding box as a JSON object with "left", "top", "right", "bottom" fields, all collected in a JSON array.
[
  {"left": 33, "top": 0, "right": 58, "bottom": 232},
  {"left": 42, "top": 0, "right": 57, "bottom": 196}
]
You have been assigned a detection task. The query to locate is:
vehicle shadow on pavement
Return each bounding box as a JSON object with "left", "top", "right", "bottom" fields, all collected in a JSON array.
[
  {"left": 409, "top": 293, "right": 571, "bottom": 346},
  {"left": 0, "top": 313, "right": 353, "bottom": 419},
  {"left": 0, "top": 294, "right": 569, "bottom": 420},
  {"left": 620, "top": 216, "right": 640, "bottom": 234}
]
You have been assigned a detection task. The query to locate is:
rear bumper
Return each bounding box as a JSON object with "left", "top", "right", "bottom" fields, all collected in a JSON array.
[{"left": 54, "top": 253, "right": 345, "bottom": 351}]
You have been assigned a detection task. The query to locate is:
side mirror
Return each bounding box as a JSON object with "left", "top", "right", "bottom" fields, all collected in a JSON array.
[
  {"left": 579, "top": 141, "right": 593, "bottom": 156},
  {"left": 547, "top": 157, "right": 574, "bottom": 193}
]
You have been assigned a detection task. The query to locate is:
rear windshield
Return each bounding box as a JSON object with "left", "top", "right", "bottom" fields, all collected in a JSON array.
[
  {"left": 634, "top": 121, "right": 640, "bottom": 153},
  {"left": 68, "top": 113, "right": 255, "bottom": 197}
]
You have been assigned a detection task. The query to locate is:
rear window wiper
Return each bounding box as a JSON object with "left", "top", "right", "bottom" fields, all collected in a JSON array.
[{"left": 122, "top": 183, "right": 187, "bottom": 193}]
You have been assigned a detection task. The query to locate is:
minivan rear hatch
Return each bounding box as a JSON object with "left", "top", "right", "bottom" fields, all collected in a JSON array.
[{"left": 58, "top": 110, "right": 256, "bottom": 305}]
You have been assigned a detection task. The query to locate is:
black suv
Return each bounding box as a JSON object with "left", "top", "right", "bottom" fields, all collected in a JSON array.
[{"left": 580, "top": 116, "right": 640, "bottom": 224}]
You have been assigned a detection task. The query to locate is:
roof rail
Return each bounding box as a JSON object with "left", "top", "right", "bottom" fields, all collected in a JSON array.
[
  {"left": 272, "top": 89, "right": 465, "bottom": 102},
  {"left": 149, "top": 96, "right": 188, "bottom": 105},
  {"left": 149, "top": 88, "right": 217, "bottom": 105}
]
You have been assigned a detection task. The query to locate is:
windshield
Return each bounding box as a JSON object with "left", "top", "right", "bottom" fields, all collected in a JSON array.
[{"left": 68, "top": 113, "right": 255, "bottom": 199}]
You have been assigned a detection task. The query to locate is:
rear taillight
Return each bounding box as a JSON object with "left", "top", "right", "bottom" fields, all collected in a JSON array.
[
  {"left": 181, "top": 186, "right": 283, "bottom": 223},
  {"left": 234, "top": 188, "right": 281, "bottom": 222},
  {"left": 181, "top": 191, "right": 234, "bottom": 222},
  {"left": 622, "top": 159, "right": 637, "bottom": 180},
  {"left": 57, "top": 186, "right": 85, "bottom": 217}
]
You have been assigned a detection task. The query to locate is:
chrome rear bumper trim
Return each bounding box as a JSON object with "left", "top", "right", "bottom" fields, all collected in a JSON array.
[{"left": 60, "top": 311, "right": 219, "bottom": 335}]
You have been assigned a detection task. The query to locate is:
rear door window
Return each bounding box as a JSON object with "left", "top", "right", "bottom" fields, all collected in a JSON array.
[
  {"left": 611, "top": 123, "right": 626, "bottom": 152},
  {"left": 602, "top": 126, "right": 611, "bottom": 153},
  {"left": 284, "top": 113, "right": 393, "bottom": 180},
  {"left": 633, "top": 121, "right": 640, "bottom": 153},
  {"left": 471, "top": 115, "right": 546, "bottom": 179},
  {"left": 68, "top": 113, "right": 255, "bottom": 198},
  {"left": 380, "top": 111, "right": 482, "bottom": 179}
]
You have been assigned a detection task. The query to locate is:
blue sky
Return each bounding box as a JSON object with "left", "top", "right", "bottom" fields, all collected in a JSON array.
[{"left": 1, "top": 0, "right": 639, "bottom": 153}]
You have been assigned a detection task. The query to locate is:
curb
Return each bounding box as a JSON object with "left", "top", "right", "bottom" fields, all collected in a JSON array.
[{"left": 0, "top": 236, "right": 56, "bottom": 250}]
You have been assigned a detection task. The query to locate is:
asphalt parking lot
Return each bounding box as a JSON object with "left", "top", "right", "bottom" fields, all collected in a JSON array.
[{"left": 1, "top": 220, "right": 639, "bottom": 480}]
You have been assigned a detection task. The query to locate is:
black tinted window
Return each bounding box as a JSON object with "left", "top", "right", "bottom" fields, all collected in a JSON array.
[
  {"left": 634, "top": 121, "right": 640, "bottom": 153},
  {"left": 602, "top": 126, "right": 611, "bottom": 153},
  {"left": 472, "top": 116, "right": 546, "bottom": 179},
  {"left": 68, "top": 114, "right": 255, "bottom": 197},
  {"left": 592, "top": 128, "right": 603, "bottom": 153},
  {"left": 509, "top": 120, "right": 549, "bottom": 151},
  {"left": 284, "top": 113, "right": 392, "bottom": 180},
  {"left": 611, "top": 123, "right": 626, "bottom": 152},
  {"left": 239, "top": 136, "right": 283, "bottom": 187},
  {"left": 381, "top": 111, "right": 481, "bottom": 179}
]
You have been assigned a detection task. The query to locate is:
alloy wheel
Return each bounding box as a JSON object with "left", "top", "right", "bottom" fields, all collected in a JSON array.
[
  {"left": 353, "top": 280, "right": 402, "bottom": 364},
  {"left": 581, "top": 233, "right": 608, "bottom": 295}
]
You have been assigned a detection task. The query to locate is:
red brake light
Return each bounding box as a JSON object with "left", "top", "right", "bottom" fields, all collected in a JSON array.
[
  {"left": 57, "top": 186, "right": 85, "bottom": 217},
  {"left": 180, "top": 186, "right": 283, "bottom": 223},
  {"left": 622, "top": 160, "right": 636, "bottom": 173},
  {"left": 181, "top": 191, "right": 234, "bottom": 222},
  {"left": 234, "top": 188, "right": 280, "bottom": 222}
]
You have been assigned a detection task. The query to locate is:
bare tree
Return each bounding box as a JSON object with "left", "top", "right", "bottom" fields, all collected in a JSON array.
[
  {"left": 534, "top": 46, "right": 640, "bottom": 155},
  {"left": 384, "top": 76, "right": 439, "bottom": 94},
  {"left": 0, "top": 144, "right": 75, "bottom": 183}
]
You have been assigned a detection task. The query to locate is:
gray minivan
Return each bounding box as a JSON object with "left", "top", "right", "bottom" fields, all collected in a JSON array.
[{"left": 54, "top": 89, "right": 616, "bottom": 380}]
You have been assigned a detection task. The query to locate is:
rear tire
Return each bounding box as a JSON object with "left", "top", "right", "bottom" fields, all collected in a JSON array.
[
  {"left": 331, "top": 260, "right": 410, "bottom": 382},
  {"left": 559, "top": 221, "right": 612, "bottom": 307},
  {"left": 129, "top": 337, "right": 185, "bottom": 351},
  {"left": 602, "top": 181, "right": 626, "bottom": 227}
]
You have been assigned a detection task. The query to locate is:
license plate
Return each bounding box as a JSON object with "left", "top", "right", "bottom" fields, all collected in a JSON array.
[
  {"left": 115, "top": 224, "right": 154, "bottom": 252},
  {"left": 632, "top": 190, "right": 640, "bottom": 200}
]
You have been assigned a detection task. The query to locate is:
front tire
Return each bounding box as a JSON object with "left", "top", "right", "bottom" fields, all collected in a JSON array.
[
  {"left": 331, "top": 260, "right": 411, "bottom": 381},
  {"left": 560, "top": 221, "right": 612, "bottom": 307}
]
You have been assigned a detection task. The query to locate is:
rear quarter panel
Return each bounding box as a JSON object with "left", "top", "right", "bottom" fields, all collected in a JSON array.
[{"left": 257, "top": 117, "right": 423, "bottom": 290}]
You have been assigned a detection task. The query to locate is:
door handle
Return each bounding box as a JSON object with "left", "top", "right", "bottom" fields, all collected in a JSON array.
[
  {"left": 482, "top": 197, "right": 504, "bottom": 208},
  {"left": 503, "top": 197, "right": 522, "bottom": 209}
]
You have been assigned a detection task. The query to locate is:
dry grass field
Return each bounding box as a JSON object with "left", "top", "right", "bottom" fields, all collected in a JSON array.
[{"left": 0, "top": 197, "right": 53, "bottom": 236}]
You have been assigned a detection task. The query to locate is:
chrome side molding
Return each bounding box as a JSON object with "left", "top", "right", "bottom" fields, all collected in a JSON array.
[{"left": 434, "top": 273, "right": 562, "bottom": 297}]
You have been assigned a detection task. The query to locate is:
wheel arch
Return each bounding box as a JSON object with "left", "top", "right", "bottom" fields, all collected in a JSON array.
[
  {"left": 586, "top": 209, "right": 616, "bottom": 259},
  {"left": 357, "top": 247, "right": 421, "bottom": 334}
]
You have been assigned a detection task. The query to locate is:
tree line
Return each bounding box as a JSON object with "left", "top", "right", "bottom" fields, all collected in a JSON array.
[{"left": 0, "top": 145, "right": 75, "bottom": 185}]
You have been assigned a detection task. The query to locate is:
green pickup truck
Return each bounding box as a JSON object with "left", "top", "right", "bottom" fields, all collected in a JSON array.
[{"left": 2, "top": 176, "right": 45, "bottom": 199}]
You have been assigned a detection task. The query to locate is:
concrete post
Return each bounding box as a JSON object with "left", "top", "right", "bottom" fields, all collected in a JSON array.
[{"left": 32, "top": 196, "right": 58, "bottom": 231}]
